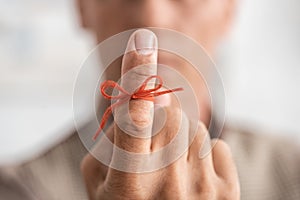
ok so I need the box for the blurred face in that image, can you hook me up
[78,0,235,53]
[77,0,235,124]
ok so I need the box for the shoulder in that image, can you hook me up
[0,131,88,200]
[223,123,300,162]
[223,122,300,200]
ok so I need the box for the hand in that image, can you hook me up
[80,29,240,200]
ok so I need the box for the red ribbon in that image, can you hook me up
[93,75,183,140]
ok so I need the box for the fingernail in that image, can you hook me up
[134,29,156,55]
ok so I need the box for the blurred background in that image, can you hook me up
[0,0,299,164]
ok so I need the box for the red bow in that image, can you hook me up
[93,75,183,140]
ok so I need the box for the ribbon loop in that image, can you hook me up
[100,80,130,100]
[93,75,183,140]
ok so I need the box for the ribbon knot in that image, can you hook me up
[93,75,183,140]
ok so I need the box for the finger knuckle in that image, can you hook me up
[130,110,152,127]
[80,155,90,174]
[198,182,217,199]
[217,139,229,148]
[198,121,209,133]
[218,181,240,200]
[213,139,231,152]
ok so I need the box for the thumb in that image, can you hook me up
[114,29,158,153]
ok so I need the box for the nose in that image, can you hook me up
[125,0,176,29]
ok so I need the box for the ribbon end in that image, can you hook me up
[93,125,104,141]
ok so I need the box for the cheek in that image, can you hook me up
[90,1,223,47]
[181,4,224,48]
[92,3,185,41]
[88,4,127,41]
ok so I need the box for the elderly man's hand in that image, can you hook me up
[80,29,240,200]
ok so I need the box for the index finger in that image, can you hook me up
[114,29,158,153]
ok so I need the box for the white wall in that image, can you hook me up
[0,0,94,164]
[220,0,300,137]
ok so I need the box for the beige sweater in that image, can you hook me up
[1,125,300,200]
